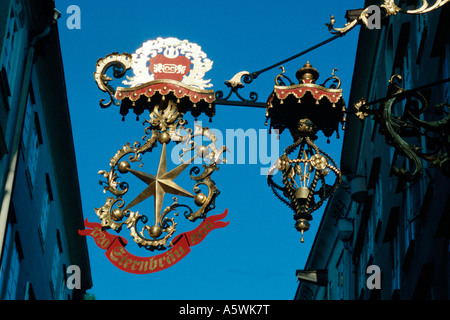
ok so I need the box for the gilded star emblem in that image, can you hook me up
[123,143,194,219]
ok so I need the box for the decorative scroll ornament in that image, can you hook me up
[215,71,261,107]
[85,38,229,272]
[265,63,344,242]
[94,52,133,108]
[327,0,450,34]
[354,75,450,182]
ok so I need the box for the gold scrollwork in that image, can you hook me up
[96,99,227,251]
[267,131,342,242]
[353,75,450,181]
[94,52,133,108]
[328,0,450,34]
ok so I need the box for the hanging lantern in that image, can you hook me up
[266,62,345,242]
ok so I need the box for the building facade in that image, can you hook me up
[295,1,450,300]
[0,0,92,299]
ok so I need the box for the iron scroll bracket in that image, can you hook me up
[214,33,346,108]
[351,76,450,182]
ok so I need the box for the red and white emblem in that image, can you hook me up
[149,54,191,81]
[123,37,213,89]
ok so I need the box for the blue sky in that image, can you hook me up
[55,0,362,300]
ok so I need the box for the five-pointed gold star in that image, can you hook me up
[123,143,194,221]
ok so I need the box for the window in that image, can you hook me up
[51,244,61,297]
[21,88,35,149]
[402,47,412,91]
[416,14,428,66]
[0,4,22,108]
[26,127,39,186]
[26,114,42,189]
[375,180,383,220]
[4,240,20,300]
[39,182,51,243]
[0,1,23,110]
[59,265,67,300]
[0,224,21,300]
[391,232,401,292]
[393,22,410,77]
[403,168,424,250]
[442,43,449,103]
[416,11,428,37]
[2,8,18,82]
[336,255,344,300]
[51,231,64,299]
[374,180,383,242]
[385,25,394,78]
[0,66,11,109]
[403,184,414,247]
[358,257,366,297]
[366,215,374,262]
[0,224,12,298]
[21,97,32,147]
[24,281,35,300]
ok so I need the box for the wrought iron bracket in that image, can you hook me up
[214,34,346,109]
[352,75,450,182]
[214,71,265,108]
[217,0,450,108]
[327,0,450,34]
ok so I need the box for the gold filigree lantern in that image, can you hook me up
[266,62,345,242]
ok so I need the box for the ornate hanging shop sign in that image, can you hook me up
[79,37,229,274]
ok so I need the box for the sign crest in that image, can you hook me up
[123,37,213,89]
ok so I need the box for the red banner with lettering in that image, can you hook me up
[78,209,229,274]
